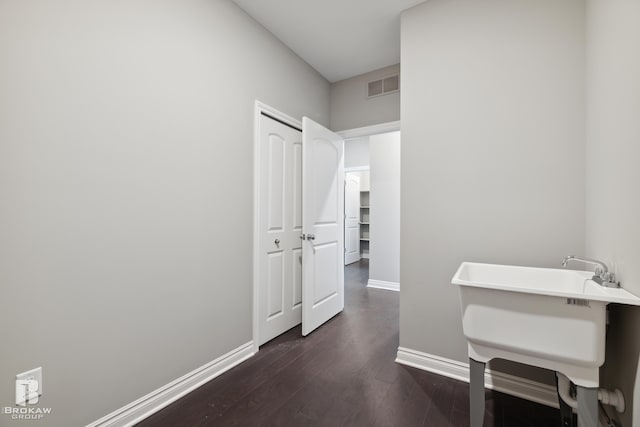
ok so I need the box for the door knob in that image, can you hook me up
[307,234,315,241]
[274,238,280,247]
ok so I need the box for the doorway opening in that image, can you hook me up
[339,123,400,293]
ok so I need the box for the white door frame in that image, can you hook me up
[345,166,370,172]
[253,114,401,353]
[336,120,401,139]
[252,101,302,354]
[340,120,401,278]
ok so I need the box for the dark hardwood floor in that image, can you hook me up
[138,260,562,427]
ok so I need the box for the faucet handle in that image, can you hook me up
[602,271,620,288]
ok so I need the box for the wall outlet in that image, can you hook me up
[16,367,43,400]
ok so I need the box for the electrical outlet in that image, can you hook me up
[16,367,43,401]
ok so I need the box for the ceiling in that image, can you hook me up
[231,0,425,83]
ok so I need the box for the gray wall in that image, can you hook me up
[400,0,585,383]
[0,1,329,425]
[369,132,401,285]
[344,137,370,169]
[585,1,640,425]
[330,64,400,131]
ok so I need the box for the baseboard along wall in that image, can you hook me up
[367,279,400,291]
[395,347,559,409]
[88,341,255,427]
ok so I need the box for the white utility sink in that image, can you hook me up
[452,262,640,388]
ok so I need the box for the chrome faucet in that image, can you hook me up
[561,255,620,287]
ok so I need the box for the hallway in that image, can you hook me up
[139,260,560,426]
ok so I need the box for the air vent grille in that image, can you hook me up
[367,74,399,98]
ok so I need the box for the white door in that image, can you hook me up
[258,114,303,345]
[301,117,345,336]
[344,173,360,265]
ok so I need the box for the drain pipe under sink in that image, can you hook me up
[557,373,626,413]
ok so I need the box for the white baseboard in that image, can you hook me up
[88,341,255,427]
[367,279,400,292]
[395,347,558,409]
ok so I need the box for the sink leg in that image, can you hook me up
[577,386,598,427]
[469,358,486,427]
[556,373,574,427]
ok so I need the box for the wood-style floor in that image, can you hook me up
[138,260,562,427]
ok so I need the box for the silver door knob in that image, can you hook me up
[307,234,315,241]
[274,239,280,247]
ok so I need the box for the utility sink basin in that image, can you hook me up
[452,262,640,388]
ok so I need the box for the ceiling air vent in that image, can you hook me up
[367,74,399,98]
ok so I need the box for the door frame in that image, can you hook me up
[336,120,400,139]
[339,120,401,279]
[345,166,370,172]
[253,113,401,353]
[252,101,302,354]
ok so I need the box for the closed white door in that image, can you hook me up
[344,173,360,265]
[301,117,344,336]
[258,114,303,345]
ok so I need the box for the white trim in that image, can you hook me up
[88,341,255,427]
[336,120,400,139]
[395,347,559,409]
[367,279,400,292]
[344,166,370,172]
[253,101,302,353]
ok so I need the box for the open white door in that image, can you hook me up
[301,117,344,336]
[344,173,361,265]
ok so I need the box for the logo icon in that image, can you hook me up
[3,369,51,420]
[15,378,39,406]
